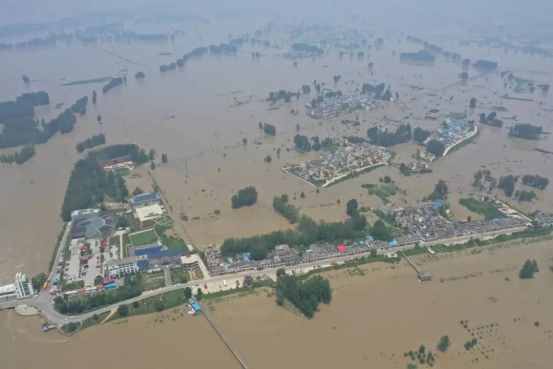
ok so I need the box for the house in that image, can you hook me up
[104,256,145,278]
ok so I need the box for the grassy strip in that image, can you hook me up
[108,289,187,322]
[62,77,112,86]
[129,228,158,246]
[49,223,67,271]
[430,226,553,254]
[459,198,504,220]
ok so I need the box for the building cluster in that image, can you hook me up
[390,201,530,247]
[130,192,165,228]
[206,201,534,277]
[205,240,381,277]
[55,191,182,297]
[426,118,478,158]
[305,92,376,120]
[534,212,553,228]
[283,141,391,188]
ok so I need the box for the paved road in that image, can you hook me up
[30,250,379,326]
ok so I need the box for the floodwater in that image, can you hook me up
[1,26,553,367]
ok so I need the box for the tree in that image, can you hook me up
[371,220,393,241]
[94,275,104,286]
[148,149,156,161]
[519,259,539,279]
[346,199,359,217]
[117,304,129,317]
[498,175,516,197]
[161,153,168,164]
[469,97,477,109]
[196,289,203,301]
[437,335,450,352]
[413,127,431,144]
[264,155,272,163]
[31,273,47,291]
[426,139,445,157]
[428,180,448,201]
[294,134,311,152]
[231,186,258,209]
[184,287,192,300]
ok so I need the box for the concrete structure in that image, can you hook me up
[1,273,35,303]
[134,203,165,228]
[15,273,34,298]
[0,283,17,302]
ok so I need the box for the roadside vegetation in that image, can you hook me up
[54,274,144,315]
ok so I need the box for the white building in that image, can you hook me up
[0,283,17,302]
[134,203,165,227]
[15,272,34,298]
[104,256,142,278]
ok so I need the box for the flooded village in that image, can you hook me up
[1,5,553,369]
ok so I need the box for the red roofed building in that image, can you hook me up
[337,244,347,253]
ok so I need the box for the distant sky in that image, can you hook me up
[2,0,552,31]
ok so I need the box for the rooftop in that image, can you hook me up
[134,203,165,223]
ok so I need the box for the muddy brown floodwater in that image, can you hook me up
[0,29,552,368]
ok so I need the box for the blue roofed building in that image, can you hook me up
[129,192,161,208]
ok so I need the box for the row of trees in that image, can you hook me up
[367,124,412,147]
[276,271,331,318]
[521,175,549,190]
[0,91,49,121]
[509,123,543,140]
[54,275,143,314]
[366,124,433,148]
[102,77,124,94]
[294,134,333,152]
[0,145,35,165]
[267,90,300,104]
[61,145,149,220]
[221,211,369,260]
[76,134,106,153]
[273,194,300,224]
[0,95,87,149]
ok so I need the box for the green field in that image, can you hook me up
[459,198,504,220]
[110,289,187,321]
[129,229,158,246]
[142,271,166,290]
[363,183,398,204]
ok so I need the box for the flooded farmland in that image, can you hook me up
[1,15,553,369]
